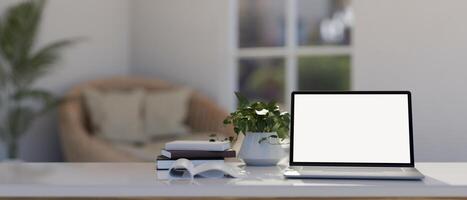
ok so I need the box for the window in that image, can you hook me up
[233,0,353,108]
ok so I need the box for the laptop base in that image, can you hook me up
[284,166,424,180]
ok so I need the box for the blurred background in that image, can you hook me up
[0,0,466,162]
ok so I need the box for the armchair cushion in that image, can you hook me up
[143,88,191,138]
[83,88,146,143]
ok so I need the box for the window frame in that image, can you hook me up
[228,0,352,110]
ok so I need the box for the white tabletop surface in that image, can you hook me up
[0,162,467,197]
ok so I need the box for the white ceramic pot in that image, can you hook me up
[238,132,285,166]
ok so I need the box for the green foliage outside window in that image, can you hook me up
[298,56,351,90]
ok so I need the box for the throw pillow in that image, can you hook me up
[143,88,191,138]
[83,89,146,143]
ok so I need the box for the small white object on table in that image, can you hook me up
[0,162,467,198]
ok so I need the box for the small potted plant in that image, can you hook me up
[224,92,290,166]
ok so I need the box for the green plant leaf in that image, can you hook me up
[11,89,60,114]
[267,100,278,110]
[0,0,45,66]
[0,63,6,88]
[7,106,36,138]
[0,0,79,87]
[0,126,5,140]
[0,65,4,107]
[12,88,53,102]
[223,116,232,125]
[40,98,63,114]
[235,92,249,108]
[13,39,76,86]
[29,39,76,66]
[224,93,290,140]
[12,89,54,107]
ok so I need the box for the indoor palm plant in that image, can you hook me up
[0,0,76,159]
[224,92,290,166]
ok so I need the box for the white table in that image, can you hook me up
[0,162,467,198]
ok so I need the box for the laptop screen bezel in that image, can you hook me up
[289,91,415,167]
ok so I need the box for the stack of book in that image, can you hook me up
[156,140,236,170]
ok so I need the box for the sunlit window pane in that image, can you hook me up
[297,0,353,46]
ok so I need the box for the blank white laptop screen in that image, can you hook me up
[292,94,411,164]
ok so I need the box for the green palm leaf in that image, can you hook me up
[12,89,62,114]
[12,88,53,102]
[0,63,5,93]
[0,0,44,67]
[13,39,76,86]
[235,92,250,108]
[7,106,36,139]
[0,126,5,141]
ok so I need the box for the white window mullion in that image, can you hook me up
[297,46,352,56]
[238,47,286,58]
[237,46,351,58]
[228,0,238,111]
[285,0,297,110]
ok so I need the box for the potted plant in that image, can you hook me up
[224,92,290,166]
[0,0,77,160]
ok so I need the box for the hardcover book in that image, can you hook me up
[161,149,236,159]
[165,140,231,151]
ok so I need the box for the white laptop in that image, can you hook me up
[284,91,424,180]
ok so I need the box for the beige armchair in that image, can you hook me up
[58,76,237,162]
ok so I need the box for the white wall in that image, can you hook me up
[130,0,232,109]
[353,0,467,161]
[0,0,130,161]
